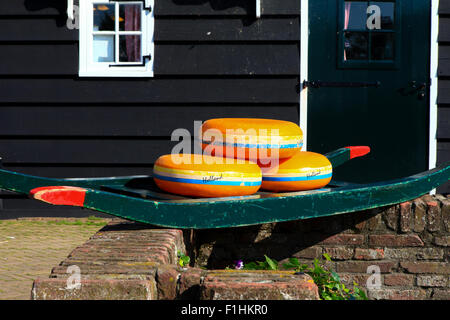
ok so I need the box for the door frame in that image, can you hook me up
[300,0,439,172]
[299,0,309,149]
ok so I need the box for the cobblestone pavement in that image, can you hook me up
[0,218,109,300]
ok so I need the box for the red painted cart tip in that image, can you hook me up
[30,186,87,207]
[345,146,371,159]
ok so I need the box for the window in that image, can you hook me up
[79,0,154,77]
[338,0,399,69]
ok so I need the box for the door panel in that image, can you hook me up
[308,0,430,183]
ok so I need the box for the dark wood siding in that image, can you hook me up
[438,0,450,194]
[0,0,300,216]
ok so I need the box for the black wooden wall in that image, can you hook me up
[438,0,450,194]
[0,0,300,217]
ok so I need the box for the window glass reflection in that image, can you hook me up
[371,2,395,30]
[371,33,395,60]
[344,31,369,60]
[119,35,142,62]
[119,4,142,31]
[93,35,115,62]
[93,4,115,31]
[344,1,368,30]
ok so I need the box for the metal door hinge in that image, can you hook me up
[303,80,381,89]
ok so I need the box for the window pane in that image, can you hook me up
[371,2,395,30]
[119,4,142,31]
[119,35,142,62]
[93,4,115,31]
[344,1,368,30]
[93,35,115,62]
[344,31,369,60]
[371,33,395,60]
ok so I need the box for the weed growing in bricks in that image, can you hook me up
[233,254,368,300]
[177,251,190,267]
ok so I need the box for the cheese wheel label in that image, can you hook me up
[153,154,262,197]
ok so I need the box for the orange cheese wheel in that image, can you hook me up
[153,154,262,198]
[260,151,332,192]
[200,118,303,161]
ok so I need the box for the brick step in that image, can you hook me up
[199,270,319,300]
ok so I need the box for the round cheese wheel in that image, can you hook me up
[200,118,303,161]
[153,154,262,198]
[260,151,332,192]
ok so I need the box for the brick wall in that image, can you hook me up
[32,220,319,300]
[192,195,450,300]
[32,194,449,300]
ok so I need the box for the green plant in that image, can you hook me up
[177,251,190,267]
[241,255,278,271]
[235,253,368,300]
[283,253,368,300]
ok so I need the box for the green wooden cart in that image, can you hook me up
[0,146,448,229]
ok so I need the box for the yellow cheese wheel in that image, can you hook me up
[153,154,262,198]
[260,151,332,192]
[200,118,303,161]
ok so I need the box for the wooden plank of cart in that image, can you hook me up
[0,146,448,229]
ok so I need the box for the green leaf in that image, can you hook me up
[323,253,332,261]
[282,263,296,270]
[300,264,309,271]
[243,262,259,270]
[288,257,300,266]
[264,255,278,270]
[179,255,190,267]
[331,271,341,282]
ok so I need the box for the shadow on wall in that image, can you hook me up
[193,208,382,269]
[23,0,260,27]
[173,0,254,13]
[24,0,68,26]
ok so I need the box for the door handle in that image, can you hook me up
[409,81,426,90]
[409,81,428,100]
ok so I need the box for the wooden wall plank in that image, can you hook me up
[438,17,450,42]
[439,0,450,15]
[0,18,77,41]
[437,108,450,139]
[0,17,298,42]
[438,58,450,76]
[0,1,64,16]
[0,44,299,75]
[0,78,299,103]
[437,142,450,194]
[440,45,450,59]
[0,139,177,164]
[0,166,154,179]
[438,80,450,104]
[0,44,77,75]
[155,44,299,75]
[155,18,299,41]
[437,143,450,165]
[155,0,300,16]
[0,105,299,137]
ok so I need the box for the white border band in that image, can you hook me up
[430,0,439,193]
[300,0,309,150]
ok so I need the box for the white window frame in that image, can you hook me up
[79,0,154,77]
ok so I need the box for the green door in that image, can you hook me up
[308,0,430,183]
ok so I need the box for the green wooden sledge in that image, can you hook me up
[0,146,448,229]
